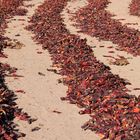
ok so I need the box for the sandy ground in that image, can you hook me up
[62,0,140,97]
[1,0,140,140]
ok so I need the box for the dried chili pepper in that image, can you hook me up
[15,90,25,94]
[129,0,140,17]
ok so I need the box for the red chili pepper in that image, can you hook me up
[15,90,25,94]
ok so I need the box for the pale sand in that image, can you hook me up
[1,0,140,140]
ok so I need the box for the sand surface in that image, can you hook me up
[1,0,140,139]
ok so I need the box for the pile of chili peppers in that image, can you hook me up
[0,0,30,139]
[27,0,140,139]
[0,0,27,33]
[129,0,140,17]
[73,0,140,56]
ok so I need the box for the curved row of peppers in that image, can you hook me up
[74,0,140,56]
